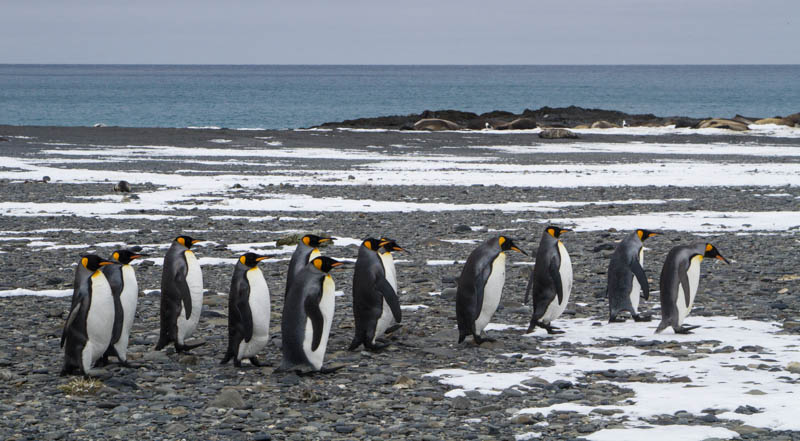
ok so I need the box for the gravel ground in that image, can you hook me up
[0,126,799,440]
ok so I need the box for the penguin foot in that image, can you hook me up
[365,341,390,352]
[545,325,564,335]
[233,359,242,368]
[473,335,496,345]
[608,316,627,323]
[675,325,700,334]
[248,357,263,367]
[633,314,652,322]
[175,341,205,353]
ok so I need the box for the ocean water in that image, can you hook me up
[1,64,798,129]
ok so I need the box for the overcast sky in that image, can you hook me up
[1,0,797,64]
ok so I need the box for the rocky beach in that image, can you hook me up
[1,123,799,440]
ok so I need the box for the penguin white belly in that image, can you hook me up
[237,268,271,359]
[677,256,702,326]
[541,243,572,324]
[82,273,114,371]
[177,250,203,345]
[475,252,506,334]
[629,249,644,313]
[303,275,335,370]
[114,265,138,360]
[373,253,398,342]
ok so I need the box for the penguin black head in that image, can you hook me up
[361,238,388,252]
[636,229,660,241]
[302,234,333,248]
[238,252,269,268]
[111,249,146,265]
[311,256,344,273]
[380,238,407,254]
[498,236,528,255]
[703,243,729,264]
[545,226,572,238]
[175,235,202,249]
[80,254,114,271]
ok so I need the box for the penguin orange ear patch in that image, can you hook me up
[302,236,311,246]
[498,236,506,247]
[637,230,644,240]
[239,255,246,265]
[113,252,119,261]
[177,237,185,246]
[547,228,555,237]
[81,257,89,268]
[313,258,323,271]
[706,244,713,252]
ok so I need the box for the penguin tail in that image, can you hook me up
[654,321,669,334]
[457,329,468,344]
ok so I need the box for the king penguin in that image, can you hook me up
[61,254,115,376]
[286,234,333,298]
[378,238,407,336]
[349,238,402,351]
[100,249,145,366]
[222,252,271,367]
[156,235,205,352]
[456,236,527,344]
[655,243,729,334]
[607,229,659,323]
[279,256,343,373]
[525,226,573,334]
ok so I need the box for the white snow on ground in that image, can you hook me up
[0,289,72,298]
[426,316,800,432]
[543,211,800,232]
[584,425,739,441]
[488,141,800,156]
[400,304,429,311]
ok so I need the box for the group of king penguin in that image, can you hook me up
[61,226,728,377]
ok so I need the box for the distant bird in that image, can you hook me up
[114,180,131,193]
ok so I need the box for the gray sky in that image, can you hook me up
[1,0,797,64]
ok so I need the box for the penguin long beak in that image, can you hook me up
[191,239,202,244]
[131,254,145,260]
[99,260,114,266]
[320,237,335,243]
[331,262,345,268]
[511,246,528,256]
[255,256,269,262]
[559,228,573,234]
[716,254,730,264]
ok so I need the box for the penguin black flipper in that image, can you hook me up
[61,301,83,348]
[678,263,692,308]
[305,294,324,352]
[629,256,650,300]
[376,278,402,323]
[235,277,254,342]
[549,258,564,304]
[523,268,534,304]
[472,262,492,322]
[174,270,193,319]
